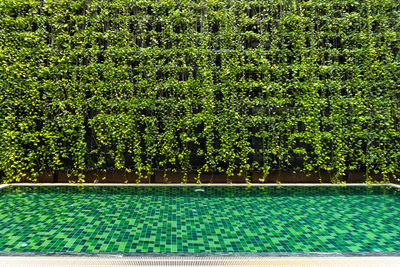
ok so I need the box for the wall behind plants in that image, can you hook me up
[0,0,399,183]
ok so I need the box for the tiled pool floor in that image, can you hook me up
[0,186,399,254]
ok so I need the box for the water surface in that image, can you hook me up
[0,186,399,253]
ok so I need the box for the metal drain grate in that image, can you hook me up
[1,257,400,267]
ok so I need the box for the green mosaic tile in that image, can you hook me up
[0,186,399,253]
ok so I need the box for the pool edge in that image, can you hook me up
[1,256,400,267]
[4,183,397,187]
[0,184,9,190]
[1,251,400,257]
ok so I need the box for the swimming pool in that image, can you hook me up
[0,185,399,256]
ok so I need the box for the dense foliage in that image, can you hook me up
[0,0,399,183]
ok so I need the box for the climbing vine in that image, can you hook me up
[0,0,399,182]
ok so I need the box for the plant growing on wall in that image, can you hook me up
[0,0,399,183]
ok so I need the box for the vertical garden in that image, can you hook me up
[0,0,399,183]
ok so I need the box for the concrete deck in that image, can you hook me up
[1,256,400,267]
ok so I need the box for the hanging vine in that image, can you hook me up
[0,0,399,183]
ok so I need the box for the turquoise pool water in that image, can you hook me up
[0,186,399,254]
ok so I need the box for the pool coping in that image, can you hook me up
[1,256,400,267]
[0,184,9,189]
[1,182,398,187]
[1,183,399,258]
[1,251,400,257]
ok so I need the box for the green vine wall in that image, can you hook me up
[0,0,399,182]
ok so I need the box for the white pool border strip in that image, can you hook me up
[1,182,398,187]
[1,256,400,266]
